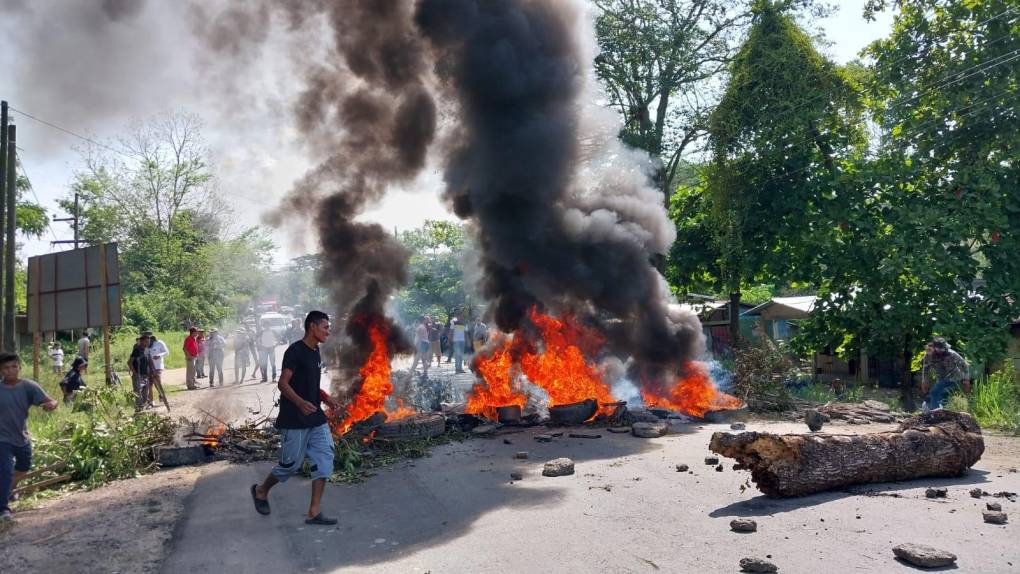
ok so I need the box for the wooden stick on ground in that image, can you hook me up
[709,410,984,497]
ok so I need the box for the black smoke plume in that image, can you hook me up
[415,0,703,388]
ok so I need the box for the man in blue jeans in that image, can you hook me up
[251,311,341,525]
[921,337,971,409]
[0,352,58,521]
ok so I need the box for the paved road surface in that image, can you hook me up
[160,411,1020,573]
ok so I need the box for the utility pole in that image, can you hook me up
[52,192,82,249]
[4,124,15,351]
[0,101,8,348]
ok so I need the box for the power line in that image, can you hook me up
[12,150,60,242]
[7,106,127,158]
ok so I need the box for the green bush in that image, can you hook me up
[945,368,1020,434]
[26,375,177,491]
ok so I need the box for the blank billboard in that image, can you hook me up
[27,243,122,332]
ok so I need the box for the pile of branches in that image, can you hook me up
[184,412,280,463]
[731,338,804,411]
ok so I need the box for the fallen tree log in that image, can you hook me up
[709,410,984,497]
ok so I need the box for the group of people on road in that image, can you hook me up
[183,327,227,389]
[409,315,488,376]
[229,321,289,385]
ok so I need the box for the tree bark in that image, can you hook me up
[901,339,916,412]
[709,410,984,497]
[728,290,742,348]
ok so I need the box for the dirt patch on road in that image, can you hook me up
[0,465,206,574]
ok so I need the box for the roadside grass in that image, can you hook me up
[19,371,177,509]
[32,330,189,377]
[791,382,864,404]
[948,368,1020,434]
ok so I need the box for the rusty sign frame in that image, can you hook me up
[27,243,123,332]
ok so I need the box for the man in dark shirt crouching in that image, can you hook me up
[251,311,341,525]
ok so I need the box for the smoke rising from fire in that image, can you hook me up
[415,0,704,387]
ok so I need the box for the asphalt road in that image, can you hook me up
[160,418,1020,574]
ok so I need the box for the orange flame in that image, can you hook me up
[519,309,616,413]
[335,320,414,435]
[641,362,743,418]
[200,424,226,447]
[465,308,616,418]
[466,336,526,420]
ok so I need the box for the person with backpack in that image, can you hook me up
[59,357,88,405]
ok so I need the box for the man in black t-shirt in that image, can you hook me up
[250,311,341,525]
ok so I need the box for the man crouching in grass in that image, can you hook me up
[0,352,58,521]
[251,311,341,525]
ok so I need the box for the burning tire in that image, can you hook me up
[548,399,598,425]
[376,413,446,440]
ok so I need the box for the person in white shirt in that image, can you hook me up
[47,342,64,374]
[77,333,90,361]
[258,324,278,383]
[451,318,466,374]
[409,316,430,376]
[145,333,170,392]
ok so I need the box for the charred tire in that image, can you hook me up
[548,399,598,425]
[376,413,446,440]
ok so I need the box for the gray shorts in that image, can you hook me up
[271,423,334,482]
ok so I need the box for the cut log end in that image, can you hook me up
[710,410,984,497]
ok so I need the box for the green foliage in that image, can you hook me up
[707,1,866,297]
[26,372,177,491]
[62,111,275,329]
[394,220,472,322]
[953,368,1020,434]
[801,0,1020,379]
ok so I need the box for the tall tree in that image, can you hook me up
[803,0,1020,409]
[395,220,472,322]
[705,0,865,343]
[593,0,753,197]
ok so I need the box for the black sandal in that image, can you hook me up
[304,513,337,525]
[251,484,270,515]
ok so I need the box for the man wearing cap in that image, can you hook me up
[921,337,971,409]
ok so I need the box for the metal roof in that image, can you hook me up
[742,296,818,316]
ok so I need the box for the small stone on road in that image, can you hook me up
[983,510,1008,525]
[514,451,529,460]
[730,518,757,532]
[542,458,575,477]
[925,487,947,498]
[675,464,689,472]
[986,502,1002,511]
[704,456,719,465]
[739,557,778,573]
[631,422,667,438]
[892,543,957,568]
[730,423,746,431]
[510,471,523,481]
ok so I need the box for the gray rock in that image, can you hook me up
[715,464,724,472]
[805,409,825,432]
[730,422,746,431]
[970,487,986,499]
[739,557,778,573]
[606,426,631,434]
[892,543,957,568]
[986,502,1002,511]
[627,409,663,424]
[631,422,668,438]
[730,518,757,532]
[704,456,720,465]
[925,487,948,498]
[510,471,524,481]
[542,458,575,477]
[534,434,553,443]
[983,510,1008,524]
[675,464,689,473]
[514,451,529,460]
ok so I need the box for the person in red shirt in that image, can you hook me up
[183,327,200,390]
